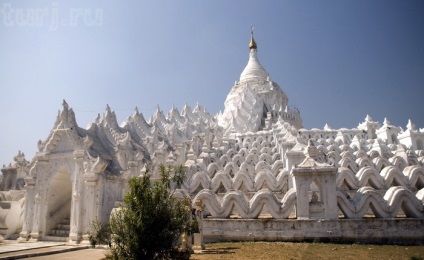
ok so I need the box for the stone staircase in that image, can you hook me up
[44,218,70,242]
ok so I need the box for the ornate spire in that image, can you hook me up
[249,25,257,49]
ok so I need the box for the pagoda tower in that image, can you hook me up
[218,29,302,135]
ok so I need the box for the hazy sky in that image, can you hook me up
[1,0,423,165]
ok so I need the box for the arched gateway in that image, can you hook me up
[18,102,122,244]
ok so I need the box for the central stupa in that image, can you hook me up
[218,29,302,135]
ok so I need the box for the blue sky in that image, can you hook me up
[1,0,423,165]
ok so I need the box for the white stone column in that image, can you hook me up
[69,151,84,244]
[69,192,81,243]
[193,199,205,251]
[81,179,97,245]
[18,177,36,242]
[29,193,42,242]
[29,158,49,242]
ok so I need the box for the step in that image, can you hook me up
[49,229,70,236]
[43,235,69,242]
[61,219,70,225]
[56,224,70,230]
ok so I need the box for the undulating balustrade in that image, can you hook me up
[186,131,424,220]
[311,136,424,219]
[184,134,297,218]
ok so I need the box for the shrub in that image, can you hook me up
[88,219,111,248]
[107,164,192,259]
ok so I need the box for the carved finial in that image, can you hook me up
[95,113,101,124]
[249,24,257,49]
[407,119,416,131]
[324,123,332,131]
[62,100,68,110]
[365,114,373,122]
[383,117,390,126]
[304,139,319,158]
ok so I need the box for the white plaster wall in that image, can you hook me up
[202,218,424,245]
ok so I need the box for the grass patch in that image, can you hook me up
[191,242,424,260]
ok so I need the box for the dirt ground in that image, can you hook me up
[191,242,424,260]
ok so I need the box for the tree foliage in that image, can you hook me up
[108,164,192,259]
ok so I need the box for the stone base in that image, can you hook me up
[28,232,41,243]
[193,233,204,250]
[203,218,424,245]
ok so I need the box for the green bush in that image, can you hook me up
[107,164,192,259]
[88,219,111,248]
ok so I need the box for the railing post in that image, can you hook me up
[193,199,205,251]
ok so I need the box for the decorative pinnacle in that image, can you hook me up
[249,25,257,49]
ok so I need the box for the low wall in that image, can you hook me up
[203,218,424,245]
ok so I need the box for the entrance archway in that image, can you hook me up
[45,170,72,238]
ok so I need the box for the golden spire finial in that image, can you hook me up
[249,24,257,49]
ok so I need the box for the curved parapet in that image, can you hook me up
[233,171,255,191]
[339,157,359,173]
[356,167,385,189]
[248,189,296,219]
[259,153,272,165]
[193,190,249,218]
[232,154,245,166]
[224,162,239,177]
[189,166,289,194]
[219,154,231,167]
[337,187,391,218]
[260,147,272,155]
[190,171,211,193]
[327,144,341,154]
[383,186,424,218]
[238,147,248,157]
[255,161,271,173]
[336,167,359,190]
[193,188,296,219]
[245,153,258,165]
[226,148,237,158]
[356,157,373,169]
[270,160,284,176]
[389,156,408,171]
[271,153,281,163]
[380,166,408,188]
[327,151,340,167]
[207,162,223,177]
[373,156,392,172]
[239,161,255,178]
[336,164,423,191]
[251,140,260,149]
[403,165,424,190]
[354,149,368,160]
[173,189,190,199]
[210,171,233,192]
[255,169,289,191]
[416,188,424,203]
[337,186,424,219]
